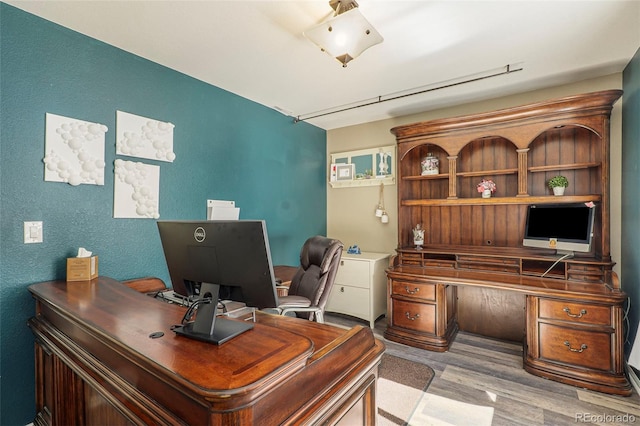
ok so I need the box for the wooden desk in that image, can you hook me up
[28,277,384,425]
[385,248,631,396]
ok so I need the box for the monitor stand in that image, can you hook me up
[172,282,254,345]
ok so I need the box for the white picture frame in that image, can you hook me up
[336,164,354,181]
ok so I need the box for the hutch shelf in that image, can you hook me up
[384,90,631,395]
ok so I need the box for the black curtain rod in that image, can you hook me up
[294,64,523,123]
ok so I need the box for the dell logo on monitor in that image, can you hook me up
[193,227,206,242]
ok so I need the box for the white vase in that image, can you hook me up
[553,186,565,196]
[482,189,491,198]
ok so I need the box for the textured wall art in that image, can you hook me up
[43,113,108,186]
[113,159,160,219]
[116,110,176,162]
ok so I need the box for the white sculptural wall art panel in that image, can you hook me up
[43,113,108,186]
[116,110,176,162]
[113,159,160,219]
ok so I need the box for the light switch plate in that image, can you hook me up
[24,221,43,244]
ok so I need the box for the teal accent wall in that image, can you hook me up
[0,4,326,424]
[622,46,640,356]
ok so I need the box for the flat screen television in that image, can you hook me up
[522,202,596,255]
[157,220,279,344]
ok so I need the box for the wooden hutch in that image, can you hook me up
[385,90,631,395]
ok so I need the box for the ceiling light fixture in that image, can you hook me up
[304,0,383,68]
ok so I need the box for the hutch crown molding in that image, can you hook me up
[385,90,631,395]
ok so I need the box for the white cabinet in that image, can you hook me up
[326,252,391,328]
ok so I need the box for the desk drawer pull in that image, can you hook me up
[405,312,420,321]
[563,307,587,318]
[564,341,588,353]
[404,286,420,295]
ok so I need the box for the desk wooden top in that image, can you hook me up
[29,277,385,424]
[388,265,626,303]
[29,276,380,397]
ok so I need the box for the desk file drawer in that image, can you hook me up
[538,299,611,326]
[538,323,612,371]
[335,259,369,289]
[391,299,436,333]
[327,285,369,319]
[391,281,436,301]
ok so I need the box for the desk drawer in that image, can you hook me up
[327,285,369,319]
[538,299,611,326]
[391,280,436,301]
[424,259,456,269]
[538,323,612,371]
[391,299,436,333]
[335,259,369,289]
[400,253,423,266]
[457,256,520,274]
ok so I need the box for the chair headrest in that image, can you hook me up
[300,236,342,274]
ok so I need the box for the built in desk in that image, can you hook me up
[28,276,384,425]
[385,246,632,396]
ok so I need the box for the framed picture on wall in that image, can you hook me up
[329,145,395,188]
[336,164,355,181]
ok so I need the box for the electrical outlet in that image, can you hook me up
[24,221,43,244]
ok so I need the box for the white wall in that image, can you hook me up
[327,74,623,277]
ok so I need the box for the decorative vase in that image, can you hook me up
[378,152,389,176]
[482,189,492,198]
[421,153,439,176]
[412,224,425,249]
[553,187,565,196]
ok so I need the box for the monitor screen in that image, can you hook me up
[522,203,596,254]
[157,220,279,344]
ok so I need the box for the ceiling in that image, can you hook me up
[6,1,640,130]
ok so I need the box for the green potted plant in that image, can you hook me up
[548,175,569,196]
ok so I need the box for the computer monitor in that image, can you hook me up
[522,202,596,255]
[157,220,279,344]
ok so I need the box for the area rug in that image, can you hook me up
[377,353,435,425]
[377,354,494,426]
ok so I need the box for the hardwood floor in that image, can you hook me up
[324,312,640,426]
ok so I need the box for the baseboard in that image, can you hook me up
[627,364,640,395]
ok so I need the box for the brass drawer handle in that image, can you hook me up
[404,286,420,295]
[340,287,345,293]
[405,312,420,321]
[563,307,587,318]
[564,341,588,353]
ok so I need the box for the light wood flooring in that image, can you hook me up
[324,312,640,426]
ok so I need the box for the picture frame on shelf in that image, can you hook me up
[329,145,396,188]
[336,164,354,181]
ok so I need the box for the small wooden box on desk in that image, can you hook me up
[326,251,391,328]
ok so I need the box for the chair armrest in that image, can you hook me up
[280,306,324,323]
[122,277,167,294]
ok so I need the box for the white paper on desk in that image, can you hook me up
[207,206,239,220]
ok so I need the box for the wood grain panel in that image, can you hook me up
[457,287,525,342]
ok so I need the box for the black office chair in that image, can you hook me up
[276,236,343,323]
